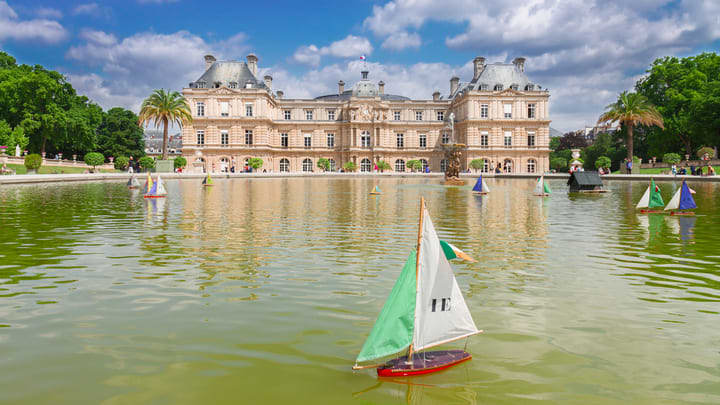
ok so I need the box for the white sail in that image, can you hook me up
[156,175,167,195]
[482,179,490,193]
[534,176,544,194]
[664,187,681,211]
[636,186,650,209]
[413,208,480,352]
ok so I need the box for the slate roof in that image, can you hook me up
[314,71,410,101]
[189,61,266,89]
[452,63,540,98]
[567,171,604,187]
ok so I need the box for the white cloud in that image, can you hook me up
[72,3,102,16]
[381,31,421,51]
[79,29,117,46]
[35,7,62,19]
[292,35,373,66]
[0,1,66,44]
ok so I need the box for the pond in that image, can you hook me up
[1,178,719,404]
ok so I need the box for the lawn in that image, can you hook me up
[4,163,119,174]
[611,166,720,174]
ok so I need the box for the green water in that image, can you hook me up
[1,178,719,404]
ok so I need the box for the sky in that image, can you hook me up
[1,0,719,132]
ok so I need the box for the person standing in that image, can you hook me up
[626,158,633,174]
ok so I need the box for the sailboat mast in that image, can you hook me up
[408,196,425,362]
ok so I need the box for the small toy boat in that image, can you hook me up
[664,180,696,215]
[369,185,381,195]
[143,173,167,199]
[127,175,140,189]
[471,175,489,195]
[636,178,664,213]
[202,172,213,187]
[534,176,551,196]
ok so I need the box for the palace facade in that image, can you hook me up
[181,54,550,173]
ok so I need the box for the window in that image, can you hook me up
[329,159,336,171]
[504,131,512,146]
[440,159,448,172]
[284,110,291,120]
[361,131,371,148]
[420,159,428,172]
[527,132,536,147]
[221,130,229,146]
[220,102,229,117]
[302,158,313,172]
[196,130,204,145]
[481,159,489,173]
[327,110,335,120]
[394,111,401,121]
[415,111,423,121]
[196,102,205,117]
[396,133,404,148]
[245,130,253,145]
[281,133,288,148]
[442,132,450,144]
[480,104,488,118]
[197,81,206,89]
[395,159,405,172]
[494,84,503,91]
[480,84,489,91]
[304,133,312,148]
[528,103,536,118]
[419,133,427,148]
[525,84,535,91]
[246,103,253,117]
[503,104,512,118]
[327,133,335,148]
[229,82,237,89]
[480,131,489,147]
[527,159,536,173]
[360,158,372,172]
[503,159,513,173]
[305,110,313,120]
[437,111,444,121]
[510,84,519,91]
[280,158,290,172]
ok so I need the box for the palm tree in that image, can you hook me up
[597,91,664,172]
[138,89,192,160]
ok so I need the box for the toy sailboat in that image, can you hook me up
[353,197,482,377]
[143,173,167,199]
[202,172,213,187]
[471,175,490,195]
[636,178,664,213]
[369,185,382,195]
[664,180,696,215]
[534,176,551,196]
[127,175,140,189]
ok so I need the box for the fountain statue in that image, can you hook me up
[443,112,466,186]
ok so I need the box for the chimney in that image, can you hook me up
[432,91,440,101]
[246,53,258,76]
[338,80,345,94]
[473,56,486,79]
[276,90,283,99]
[512,57,526,73]
[204,54,216,71]
[450,76,459,95]
[378,81,385,95]
[264,75,272,89]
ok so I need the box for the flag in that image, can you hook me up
[360,55,366,60]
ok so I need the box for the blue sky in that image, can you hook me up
[1,0,719,131]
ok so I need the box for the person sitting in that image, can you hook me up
[708,164,716,176]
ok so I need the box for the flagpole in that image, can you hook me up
[407,196,424,366]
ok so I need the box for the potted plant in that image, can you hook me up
[24,153,42,174]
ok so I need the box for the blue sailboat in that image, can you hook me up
[471,175,489,195]
[664,180,696,215]
[369,185,381,195]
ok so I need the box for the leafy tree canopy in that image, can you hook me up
[97,107,146,160]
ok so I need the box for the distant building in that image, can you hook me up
[144,129,183,157]
[181,53,551,173]
[581,123,619,143]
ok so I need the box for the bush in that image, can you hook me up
[114,156,129,170]
[696,146,714,159]
[407,159,422,172]
[377,160,390,172]
[173,156,187,170]
[550,157,567,170]
[84,152,104,171]
[248,157,263,170]
[138,156,155,171]
[595,156,611,169]
[663,153,681,165]
[469,159,484,172]
[24,153,42,171]
[317,158,330,172]
[633,156,641,164]
[343,161,357,172]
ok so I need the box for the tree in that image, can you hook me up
[549,137,561,151]
[343,161,357,172]
[317,157,330,171]
[114,156,129,170]
[84,152,104,172]
[550,157,567,171]
[663,153,681,164]
[597,91,664,172]
[557,131,588,150]
[696,146,714,159]
[469,158,484,172]
[97,108,146,160]
[595,156,611,170]
[376,160,390,172]
[407,159,422,172]
[138,156,155,171]
[174,156,187,170]
[24,153,42,172]
[248,157,263,171]
[138,89,192,161]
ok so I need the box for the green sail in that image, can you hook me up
[648,179,664,208]
[356,250,417,363]
[543,181,551,194]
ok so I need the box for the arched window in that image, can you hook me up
[481,159,489,173]
[219,157,229,172]
[440,159,448,172]
[302,158,313,172]
[328,159,336,171]
[503,159,513,173]
[420,159,429,172]
[360,158,372,172]
[527,159,536,173]
[395,159,405,172]
[361,131,371,148]
[279,158,290,172]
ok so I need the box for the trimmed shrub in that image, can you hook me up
[24,153,42,171]
[595,156,611,169]
[248,157,263,170]
[469,159,484,172]
[317,158,330,172]
[84,152,104,172]
[407,159,422,172]
[377,160,390,172]
[138,156,155,171]
[663,153,681,165]
[114,156,129,170]
[343,161,357,172]
[550,157,567,170]
[173,156,187,170]
[697,146,714,159]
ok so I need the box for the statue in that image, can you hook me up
[15,144,20,157]
[442,111,465,185]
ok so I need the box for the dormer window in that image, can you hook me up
[479,84,489,91]
[494,84,503,91]
[214,81,222,88]
[525,84,534,91]
[510,84,519,91]
[229,82,237,89]
[245,82,252,89]
[197,81,206,89]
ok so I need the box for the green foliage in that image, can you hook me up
[114,156,129,170]
[24,153,42,171]
[138,89,192,160]
[343,161,357,172]
[598,91,664,162]
[138,156,155,170]
[595,156,611,169]
[663,153,681,164]
[557,132,588,150]
[316,157,330,171]
[549,137,560,151]
[0,120,10,147]
[550,157,567,171]
[97,108,146,160]
[469,159,484,172]
[84,152,104,170]
[377,160,391,172]
[248,157,263,170]
[173,156,187,169]
[696,146,714,159]
[406,159,422,172]
[581,132,621,170]
[633,156,641,164]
